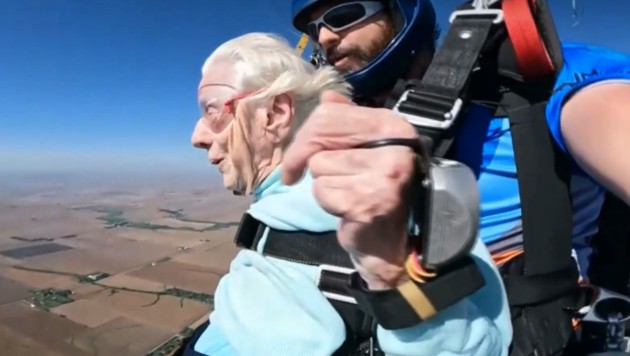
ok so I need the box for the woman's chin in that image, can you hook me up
[223,181,237,192]
[223,177,245,195]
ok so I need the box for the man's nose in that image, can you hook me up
[318,27,340,50]
[191,118,213,149]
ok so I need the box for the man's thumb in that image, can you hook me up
[320,90,356,105]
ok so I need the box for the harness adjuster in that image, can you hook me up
[317,264,357,304]
[449,8,504,24]
[449,0,504,24]
[392,89,464,131]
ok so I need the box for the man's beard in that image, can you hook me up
[324,26,395,75]
[325,46,371,74]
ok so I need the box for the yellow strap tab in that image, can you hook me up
[405,257,427,283]
[397,281,437,320]
[295,34,309,55]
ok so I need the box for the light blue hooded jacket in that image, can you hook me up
[193,166,511,356]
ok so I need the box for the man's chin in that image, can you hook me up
[334,62,365,76]
[334,63,355,74]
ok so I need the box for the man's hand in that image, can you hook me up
[282,90,420,290]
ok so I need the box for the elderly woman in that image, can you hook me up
[188,33,511,356]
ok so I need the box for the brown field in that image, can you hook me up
[0,171,251,355]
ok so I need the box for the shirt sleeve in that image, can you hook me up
[545,43,630,154]
[376,238,512,356]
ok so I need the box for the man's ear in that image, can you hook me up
[265,93,294,143]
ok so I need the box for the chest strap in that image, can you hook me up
[234,213,378,355]
[234,213,484,332]
[234,212,354,268]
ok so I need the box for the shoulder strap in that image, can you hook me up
[477,1,579,304]
[495,0,576,279]
[497,77,577,302]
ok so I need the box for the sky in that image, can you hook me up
[0,0,629,176]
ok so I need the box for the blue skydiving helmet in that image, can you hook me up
[291,0,437,98]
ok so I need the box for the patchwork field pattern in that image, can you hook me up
[0,171,250,355]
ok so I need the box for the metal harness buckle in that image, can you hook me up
[449,0,504,24]
[449,8,504,24]
[392,89,464,131]
[317,264,357,304]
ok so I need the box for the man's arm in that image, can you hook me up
[561,82,630,204]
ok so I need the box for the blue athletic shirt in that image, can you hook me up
[451,42,630,277]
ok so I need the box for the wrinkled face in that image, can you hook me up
[306,0,395,74]
[191,62,272,195]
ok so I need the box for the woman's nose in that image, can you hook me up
[191,118,214,149]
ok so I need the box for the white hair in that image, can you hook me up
[201,32,352,128]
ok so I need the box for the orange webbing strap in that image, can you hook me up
[405,249,436,283]
[502,0,555,80]
[492,249,524,267]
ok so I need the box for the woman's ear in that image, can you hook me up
[265,93,294,143]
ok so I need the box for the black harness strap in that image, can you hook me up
[234,213,352,267]
[500,90,574,277]
[233,213,380,355]
[233,212,484,350]
[495,0,575,282]
[348,256,484,330]
[264,229,354,268]
[491,37,578,304]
